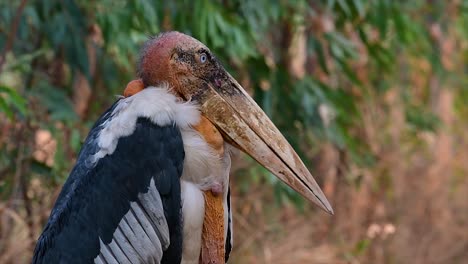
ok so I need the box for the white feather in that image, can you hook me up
[180,129,222,185]
[92,86,200,164]
[180,180,205,264]
[95,178,167,264]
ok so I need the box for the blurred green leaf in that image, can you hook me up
[406,105,440,132]
[32,83,78,122]
[353,238,371,256]
[70,129,81,152]
[0,97,13,120]
[308,36,329,74]
[0,86,27,119]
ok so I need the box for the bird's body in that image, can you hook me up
[33,87,232,263]
[33,31,332,264]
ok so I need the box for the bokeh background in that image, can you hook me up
[1,1,468,263]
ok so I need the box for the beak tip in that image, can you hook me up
[319,198,334,215]
[326,206,334,215]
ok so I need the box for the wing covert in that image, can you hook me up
[32,104,185,264]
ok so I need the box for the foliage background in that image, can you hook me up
[1,0,468,263]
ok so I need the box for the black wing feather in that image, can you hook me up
[32,103,185,264]
[225,187,232,263]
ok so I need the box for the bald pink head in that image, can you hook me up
[138,31,207,87]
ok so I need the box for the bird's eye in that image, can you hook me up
[200,53,207,63]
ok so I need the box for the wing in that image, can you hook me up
[32,101,185,264]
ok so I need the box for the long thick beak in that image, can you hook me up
[188,72,333,214]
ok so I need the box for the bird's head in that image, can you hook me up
[138,32,228,99]
[138,31,333,214]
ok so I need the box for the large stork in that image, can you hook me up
[32,32,333,264]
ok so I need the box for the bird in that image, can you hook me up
[32,31,333,264]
